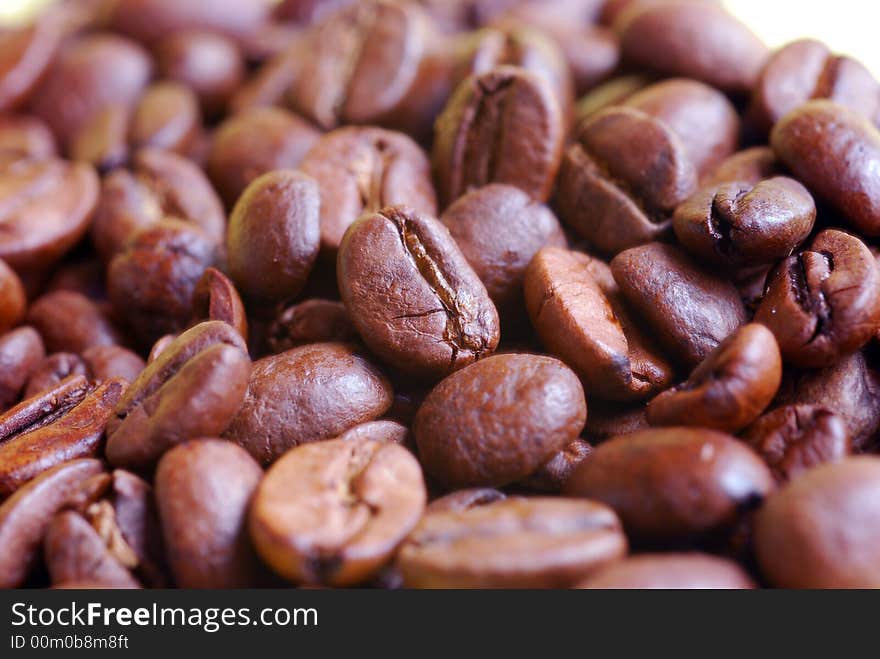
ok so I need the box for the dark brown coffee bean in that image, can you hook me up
[108,219,221,348]
[611,242,747,368]
[106,321,251,469]
[227,170,320,303]
[0,376,126,497]
[82,346,146,384]
[0,114,57,159]
[425,488,506,514]
[250,437,426,586]
[556,107,697,255]
[0,327,45,409]
[673,177,815,268]
[107,469,167,587]
[524,247,674,401]
[0,156,99,272]
[583,399,649,444]
[27,290,123,354]
[190,267,248,342]
[0,15,61,112]
[414,353,586,488]
[771,100,880,236]
[751,39,880,134]
[577,553,755,589]
[433,65,564,207]
[129,82,202,155]
[156,30,245,116]
[0,459,104,588]
[23,353,86,400]
[615,1,767,95]
[155,439,263,588]
[441,184,566,326]
[754,457,880,588]
[755,229,880,368]
[207,107,321,207]
[338,206,500,379]
[566,428,774,541]
[268,299,356,353]
[46,259,106,300]
[742,405,850,484]
[289,0,428,130]
[398,497,626,588]
[336,420,410,446]
[226,343,391,464]
[518,439,593,493]
[702,146,783,187]
[647,324,782,432]
[299,126,436,257]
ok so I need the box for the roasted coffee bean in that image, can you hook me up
[647,324,782,432]
[742,405,850,484]
[755,229,880,368]
[566,428,774,541]
[398,497,626,588]
[577,553,755,589]
[108,220,221,348]
[156,30,245,116]
[106,321,251,469]
[622,78,740,177]
[441,184,565,327]
[0,376,126,497]
[611,243,747,368]
[190,267,248,342]
[129,82,202,155]
[673,177,815,268]
[268,299,356,353]
[583,399,649,444]
[0,459,104,588]
[0,327,45,408]
[336,420,410,446]
[69,105,130,172]
[250,438,426,586]
[771,100,880,236]
[155,439,262,588]
[228,43,304,115]
[0,258,25,334]
[433,65,564,207]
[27,290,122,354]
[519,439,593,493]
[226,343,391,465]
[0,156,99,272]
[338,206,499,379]
[556,107,697,255]
[0,114,57,159]
[425,488,506,514]
[525,247,674,401]
[754,457,880,588]
[550,25,619,97]
[615,1,767,95]
[751,39,880,134]
[23,353,87,400]
[299,126,436,257]
[574,74,652,125]
[207,107,320,207]
[289,0,428,130]
[82,346,146,384]
[227,170,320,303]
[0,14,61,112]
[702,146,783,187]
[414,353,586,488]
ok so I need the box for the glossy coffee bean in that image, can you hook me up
[441,184,566,325]
[27,290,122,354]
[771,100,880,236]
[225,342,392,465]
[611,243,747,368]
[673,177,815,268]
[0,327,45,408]
[647,324,782,432]
[519,439,593,494]
[267,299,356,353]
[702,146,783,187]
[578,553,755,589]
[106,322,251,469]
[755,229,880,368]
[742,405,850,484]
[754,457,880,588]
[525,247,673,401]
[190,268,248,342]
[574,74,652,125]
[23,352,86,400]
[433,65,564,207]
[335,420,410,446]
[299,126,436,256]
[155,439,263,588]
[398,497,626,588]
[566,428,774,540]
[615,0,767,95]
[250,438,426,586]
[556,107,697,255]
[414,353,586,488]
[227,170,320,303]
[128,82,202,155]
[0,259,27,335]
[81,346,146,384]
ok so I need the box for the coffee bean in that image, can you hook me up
[27,290,122,354]
[267,299,356,353]
[577,553,756,589]
[0,14,61,112]
[228,43,303,115]
[519,439,593,494]
[552,25,619,97]
[69,105,130,172]
[0,327,45,408]
[335,420,410,446]
[190,267,248,342]
[414,353,586,488]
[574,74,652,125]
[566,428,774,541]
[583,399,649,443]
[338,206,499,379]
[702,146,783,187]
[250,438,426,586]
[754,457,880,588]
[0,114,57,159]
[398,497,626,588]
[129,82,202,155]
[425,488,506,514]
[23,352,86,400]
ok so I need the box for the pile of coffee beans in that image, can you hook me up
[1,0,879,590]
